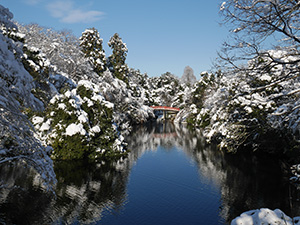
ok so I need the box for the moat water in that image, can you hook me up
[0,122,299,224]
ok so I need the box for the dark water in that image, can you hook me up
[0,122,300,224]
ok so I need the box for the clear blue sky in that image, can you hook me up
[2,0,229,78]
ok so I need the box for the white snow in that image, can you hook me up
[58,103,66,110]
[231,208,300,225]
[260,74,272,81]
[78,113,88,123]
[65,123,86,136]
[32,116,44,125]
[272,105,288,116]
[220,2,226,11]
[244,106,253,114]
[91,125,101,133]
[40,122,50,132]
[64,90,72,98]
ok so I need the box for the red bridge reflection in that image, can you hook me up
[152,132,178,138]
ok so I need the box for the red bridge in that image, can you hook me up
[150,106,180,112]
[150,106,180,120]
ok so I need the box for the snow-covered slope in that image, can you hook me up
[0,5,56,190]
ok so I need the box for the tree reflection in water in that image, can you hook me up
[0,162,53,225]
[52,159,131,224]
[0,122,300,224]
[0,154,132,224]
[128,122,300,223]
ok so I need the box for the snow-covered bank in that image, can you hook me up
[175,54,300,156]
[0,5,56,190]
[231,208,300,225]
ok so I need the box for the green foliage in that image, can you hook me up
[187,112,210,129]
[192,83,206,108]
[218,87,293,154]
[186,115,197,129]
[52,133,88,160]
[199,113,211,128]
[77,85,93,99]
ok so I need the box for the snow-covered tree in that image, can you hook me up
[178,0,300,155]
[108,33,128,82]
[219,0,300,71]
[98,70,154,132]
[17,22,155,155]
[181,66,197,86]
[0,4,16,31]
[80,28,106,75]
[18,24,94,83]
[149,72,186,107]
[33,80,126,160]
[178,52,300,154]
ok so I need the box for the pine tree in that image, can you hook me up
[79,28,106,75]
[108,33,128,82]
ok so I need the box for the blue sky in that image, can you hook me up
[2,0,229,78]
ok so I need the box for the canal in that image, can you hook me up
[0,122,299,224]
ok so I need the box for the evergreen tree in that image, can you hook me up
[80,28,106,75]
[108,33,128,82]
[181,66,197,86]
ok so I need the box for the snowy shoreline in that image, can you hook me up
[231,208,300,225]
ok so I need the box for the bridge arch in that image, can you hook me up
[150,106,180,120]
[150,106,180,112]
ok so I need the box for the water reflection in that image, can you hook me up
[127,122,300,222]
[0,122,299,224]
[126,122,199,156]
[0,157,132,224]
[191,142,293,222]
[51,160,130,224]
[0,162,53,225]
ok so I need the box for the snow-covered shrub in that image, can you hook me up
[19,23,154,132]
[33,80,126,160]
[209,73,285,153]
[211,0,300,155]
[183,72,217,128]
